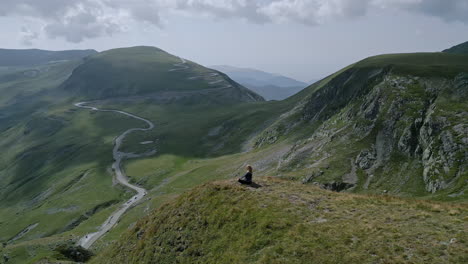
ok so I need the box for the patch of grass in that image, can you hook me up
[104,99,290,158]
[94,178,468,264]
[125,155,188,189]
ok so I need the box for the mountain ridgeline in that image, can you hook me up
[0,48,97,67]
[443,41,468,54]
[61,47,264,104]
[210,65,308,100]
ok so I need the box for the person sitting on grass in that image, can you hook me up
[238,165,253,184]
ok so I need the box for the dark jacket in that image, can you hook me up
[239,172,252,184]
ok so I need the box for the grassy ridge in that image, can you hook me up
[0,48,96,67]
[95,178,468,264]
[60,46,263,102]
[355,52,468,78]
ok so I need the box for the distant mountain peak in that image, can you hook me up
[210,65,309,100]
[210,65,306,86]
[61,46,264,103]
[442,41,468,54]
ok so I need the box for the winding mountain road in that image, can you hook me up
[73,57,233,248]
[74,102,155,249]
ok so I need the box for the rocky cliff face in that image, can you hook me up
[252,64,467,197]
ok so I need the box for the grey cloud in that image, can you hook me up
[257,0,373,25]
[173,0,270,24]
[258,0,468,25]
[0,0,123,43]
[130,4,162,26]
[20,26,39,46]
[407,0,468,23]
[1,0,467,44]
[44,11,121,43]
[0,0,90,19]
[102,0,162,26]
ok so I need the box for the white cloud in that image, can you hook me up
[43,4,123,43]
[1,0,467,44]
[20,26,39,46]
[0,0,125,43]
[258,0,372,25]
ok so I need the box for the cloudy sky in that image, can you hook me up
[1,0,467,82]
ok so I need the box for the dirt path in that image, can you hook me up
[74,102,155,249]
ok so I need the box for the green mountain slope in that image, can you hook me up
[61,46,264,103]
[443,41,468,54]
[1,44,468,263]
[0,60,145,252]
[250,52,468,198]
[0,46,269,263]
[88,50,467,263]
[0,48,97,67]
[95,178,467,264]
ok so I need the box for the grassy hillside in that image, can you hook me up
[0,59,153,263]
[0,47,269,263]
[61,46,264,103]
[0,48,97,67]
[1,47,467,263]
[85,50,468,262]
[355,52,468,77]
[0,102,143,241]
[250,52,468,198]
[443,41,468,54]
[94,178,467,264]
[98,99,290,158]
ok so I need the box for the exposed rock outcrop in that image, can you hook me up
[256,68,467,196]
